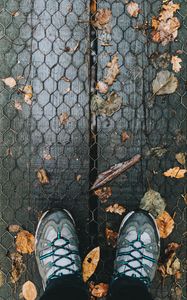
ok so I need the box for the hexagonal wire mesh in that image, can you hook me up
[0,0,186,299]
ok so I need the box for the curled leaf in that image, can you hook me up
[91,92,122,117]
[105,203,126,215]
[94,187,112,203]
[22,281,37,300]
[163,167,187,178]
[152,71,178,95]
[92,8,112,33]
[105,228,118,248]
[37,168,49,184]
[104,54,120,86]
[89,282,109,298]
[171,56,182,73]
[156,211,174,238]
[9,252,26,283]
[2,77,16,88]
[126,2,140,18]
[139,189,166,218]
[16,230,35,254]
[82,247,100,282]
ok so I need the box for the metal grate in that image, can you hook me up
[0,0,186,299]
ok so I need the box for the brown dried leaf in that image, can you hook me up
[152,71,178,95]
[94,187,112,203]
[37,168,49,184]
[105,228,118,248]
[165,242,181,254]
[182,194,187,205]
[22,85,33,105]
[105,203,126,215]
[92,9,112,32]
[171,286,182,300]
[8,224,21,233]
[121,130,129,143]
[126,2,140,18]
[82,247,100,282]
[104,54,120,86]
[171,56,182,73]
[59,112,69,125]
[156,211,174,238]
[2,77,16,88]
[22,281,37,300]
[89,282,109,298]
[96,81,109,94]
[14,100,22,111]
[151,1,180,46]
[9,252,26,283]
[16,230,35,254]
[11,11,20,17]
[90,0,97,14]
[139,189,166,218]
[163,167,187,178]
[175,153,186,166]
[150,52,171,69]
[43,152,53,160]
[76,174,81,181]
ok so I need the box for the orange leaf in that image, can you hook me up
[105,228,118,247]
[37,168,49,184]
[89,282,109,298]
[163,167,187,178]
[126,2,140,18]
[22,281,37,300]
[16,230,35,254]
[104,54,120,86]
[82,247,100,282]
[105,203,126,215]
[156,211,174,238]
[121,130,129,143]
[94,187,112,203]
[90,0,97,14]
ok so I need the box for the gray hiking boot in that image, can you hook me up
[113,210,160,286]
[35,209,81,289]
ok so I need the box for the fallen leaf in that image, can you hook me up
[92,8,112,33]
[152,71,178,95]
[76,174,81,181]
[121,130,129,143]
[145,146,167,157]
[104,54,120,86]
[59,112,69,125]
[139,189,166,218]
[105,203,126,215]
[91,154,141,190]
[89,282,109,298]
[126,2,140,18]
[37,168,49,184]
[11,11,20,17]
[2,77,16,88]
[156,211,174,238]
[94,187,112,203]
[8,224,21,233]
[15,230,35,254]
[165,242,181,254]
[171,56,182,73]
[90,0,97,14]
[175,153,186,166]
[22,85,33,105]
[151,1,180,46]
[91,92,122,117]
[163,167,187,178]
[0,270,5,287]
[105,228,118,247]
[171,285,182,300]
[96,81,109,94]
[22,281,37,300]
[82,247,100,282]
[9,252,26,283]
[43,152,53,160]
[14,100,22,111]
[61,76,70,82]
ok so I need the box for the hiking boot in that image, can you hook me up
[35,209,81,289]
[113,210,160,286]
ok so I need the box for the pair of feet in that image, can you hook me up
[35,209,160,289]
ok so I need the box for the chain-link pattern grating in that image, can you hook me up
[0,0,186,299]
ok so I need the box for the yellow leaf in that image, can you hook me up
[175,152,186,166]
[82,247,100,282]
[156,211,174,238]
[16,230,35,254]
[2,77,16,88]
[163,167,187,178]
[22,281,37,300]
[37,168,49,184]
